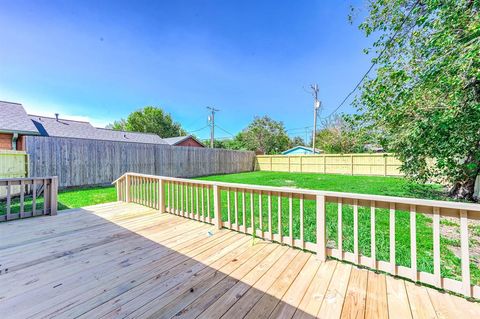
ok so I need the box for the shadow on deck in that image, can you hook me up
[0,202,478,318]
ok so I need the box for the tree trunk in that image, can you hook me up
[449,176,478,202]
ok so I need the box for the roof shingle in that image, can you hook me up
[29,115,167,144]
[0,101,39,134]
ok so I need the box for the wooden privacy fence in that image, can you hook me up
[0,150,29,199]
[114,172,480,299]
[0,150,29,178]
[27,136,255,188]
[0,177,58,222]
[256,153,403,176]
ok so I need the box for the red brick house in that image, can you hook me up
[0,101,39,150]
[162,135,205,148]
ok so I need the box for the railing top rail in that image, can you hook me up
[114,172,480,212]
[0,176,57,182]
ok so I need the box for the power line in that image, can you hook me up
[214,124,235,137]
[187,125,210,134]
[321,0,421,119]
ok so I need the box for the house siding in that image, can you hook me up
[176,138,204,147]
[0,133,25,151]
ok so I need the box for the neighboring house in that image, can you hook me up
[0,101,39,150]
[282,146,322,155]
[29,114,167,144]
[162,135,205,148]
[364,144,385,153]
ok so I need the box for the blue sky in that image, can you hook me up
[0,0,372,140]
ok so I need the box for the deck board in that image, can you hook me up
[0,202,479,319]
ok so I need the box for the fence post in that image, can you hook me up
[125,174,130,203]
[316,194,326,261]
[158,178,165,213]
[384,155,388,176]
[350,155,354,175]
[50,176,58,216]
[213,184,222,229]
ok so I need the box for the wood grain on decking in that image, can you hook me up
[0,202,479,319]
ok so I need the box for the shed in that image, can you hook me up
[281,146,322,155]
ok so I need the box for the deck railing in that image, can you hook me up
[113,172,480,299]
[0,176,58,221]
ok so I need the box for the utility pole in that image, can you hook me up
[207,106,219,148]
[311,84,321,154]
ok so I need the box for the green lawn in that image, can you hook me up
[194,171,479,286]
[0,186,117,214]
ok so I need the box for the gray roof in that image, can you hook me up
[162,135,204,146]
[29,115,167,144]
[0,101,39,134]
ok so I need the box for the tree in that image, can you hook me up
[289,136,307,148]
[109,106,186,138]
[203,138,245,150]
[314,116,369,153]
[235,116,290,154]
[352,0,480,200]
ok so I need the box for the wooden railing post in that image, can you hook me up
[158,178,165,213]
[125,174,130,203]
[213,184,222,229]
[316,194,326,261]
[50,176,58,216]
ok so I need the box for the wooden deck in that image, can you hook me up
[0,202,479,319]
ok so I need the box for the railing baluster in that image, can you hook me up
[181,182,185,216]
[338,198,343,260]
[213,185,222,229]
[371,201,376,269]
[390,202,396,275]
[316,194,326,261]
[259,191,263,235]
[250,190,254,234]
[196,185,199,220]
[43,178,48,215]
[201,185,205,222]
[278,194,282,243]
[6,181,11,219]
[227,188,231,226]
[353,199,359,264]
[32,179,37,216]
[433,206,441,288]
[410,204,417,282]
[460,209,471,297]
[289,194,293,246]
[166,181,170,212]
[20,180,25,218]
[176,182,180,215]
[234,189,239,230]
[300,195,304,249]
[242,190,246,232]
[207,186,211,223]
[190,184,193,216]
[268,191,272,240]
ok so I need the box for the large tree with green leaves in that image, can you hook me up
[235,116,290,154]
[109,106,186,138]
[352,0,480,200]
